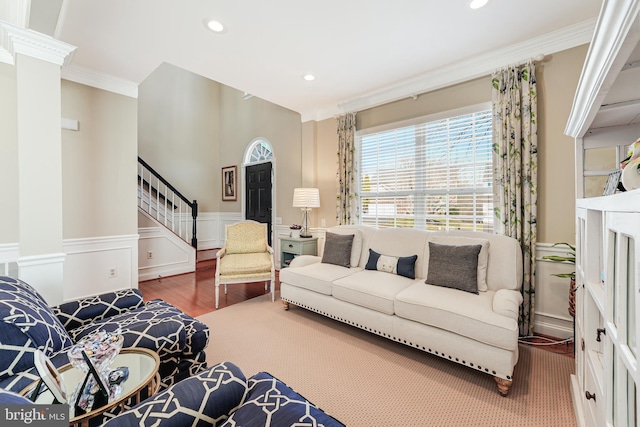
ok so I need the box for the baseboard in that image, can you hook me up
[533,311,574,339]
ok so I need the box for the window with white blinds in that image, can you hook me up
[358,104,493,231]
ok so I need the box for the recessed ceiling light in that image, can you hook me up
[302,74,316,81]
[204,18,226,33]
[469,0,489,9]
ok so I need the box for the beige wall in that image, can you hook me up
[218,85,302,224]
[309,45,588,245]
[138,63,220,213]
[138,63,303,225]
[536,45,588,243]
[0,62,19,244]
[61,80,138,239]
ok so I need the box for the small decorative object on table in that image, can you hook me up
[290,224,301,238]
[31,349,67,404]
[603,170,622,196]
[67,330,124,414]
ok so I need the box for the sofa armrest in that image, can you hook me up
[52,289,144,331]
[221,371,345,426]
[492,289,523,320]
[102,362,247,427]
[289,255,321,268]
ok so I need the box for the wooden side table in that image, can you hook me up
[280,236,318,268]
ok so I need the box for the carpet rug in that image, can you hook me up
[198,293,576,426]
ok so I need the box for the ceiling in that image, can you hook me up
[31,0,604,121]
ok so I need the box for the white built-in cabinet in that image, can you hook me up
[575,193,640,426]
[566,1,640,426]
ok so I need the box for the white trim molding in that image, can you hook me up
[0,20,76,66]
[62,64,139,98]
[565,0,640,138]
[335,19,596,119]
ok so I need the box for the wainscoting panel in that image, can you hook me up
[0,243,19,276]
[196,212,243,250]
[138,226,195,281]
[63,235,138,302]
[535,243,575,339]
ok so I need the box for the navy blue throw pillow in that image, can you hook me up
[365,249,418,279]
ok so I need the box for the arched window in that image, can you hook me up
[245,139,273,164]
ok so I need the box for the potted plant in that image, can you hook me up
[542,242,576,317]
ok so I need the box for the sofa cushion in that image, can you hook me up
[280,263,360,295]
[394,283,519,350]
[322,232,355,267]
[219,252,272,276]
[332,270,420,315]
[365,249,418,279]
[426,242,481,294]
[221,371,345,427]
[429,235,490,291]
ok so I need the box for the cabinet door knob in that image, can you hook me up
[585,391,596,401]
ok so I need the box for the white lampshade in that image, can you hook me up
[292,188,320,208]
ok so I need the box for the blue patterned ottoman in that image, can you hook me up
[0,276,209,393]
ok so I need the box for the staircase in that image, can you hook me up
[138,157,198,247]
[137,157,198,280]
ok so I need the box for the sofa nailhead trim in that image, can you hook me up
[282,298,511,382]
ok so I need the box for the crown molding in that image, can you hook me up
[0,20,76,66]
[333,18,597,118]
[61,64,139,98]
[565,0,640,138]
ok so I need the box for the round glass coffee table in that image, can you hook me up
[24,347,160,427]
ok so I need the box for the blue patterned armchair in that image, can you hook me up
[0,362,344,426]
[0,276,209,394]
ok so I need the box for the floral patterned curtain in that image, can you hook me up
[336,112,359,225]
[491,62,538,336]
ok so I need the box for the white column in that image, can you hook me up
[1,21,76,304]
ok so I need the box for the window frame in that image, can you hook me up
[356,102,493,231]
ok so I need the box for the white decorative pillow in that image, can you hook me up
[429,236,490,291]
[377,255,398,274]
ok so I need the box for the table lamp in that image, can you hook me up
[292,188,320,238]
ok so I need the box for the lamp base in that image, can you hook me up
[299,233,313,238]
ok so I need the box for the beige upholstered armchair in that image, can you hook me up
[215,221,275,308]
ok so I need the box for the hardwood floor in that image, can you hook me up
[138,250,279,318]
[138,250,573,358]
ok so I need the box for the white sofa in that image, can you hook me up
[279,225,523,396]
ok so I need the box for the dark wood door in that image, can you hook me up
[245,162,273,245]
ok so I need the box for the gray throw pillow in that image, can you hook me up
[426,242,482,294]
[321,232,355,267]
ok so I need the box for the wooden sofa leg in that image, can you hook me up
[494,377,512,396]
[282,301,290,310]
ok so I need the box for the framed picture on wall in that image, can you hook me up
[222,165,237,201]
